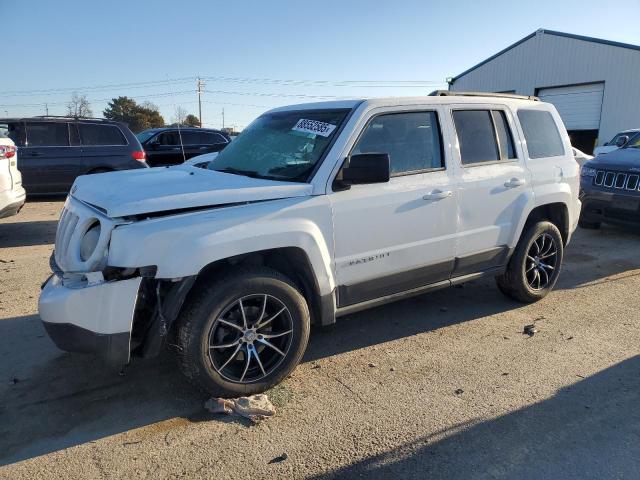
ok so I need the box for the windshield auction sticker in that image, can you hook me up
[292,119,337,137]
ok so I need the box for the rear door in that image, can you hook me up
[78,122,130,173]
[449,106,531,276]
[199,131,229,154]
[146,130,184,166]
[20,121,81,194]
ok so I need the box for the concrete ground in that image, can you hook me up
[0,200,638,479]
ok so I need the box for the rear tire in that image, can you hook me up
[496,221,564,303]
[175,267,310,398]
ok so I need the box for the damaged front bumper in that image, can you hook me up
[39,274,142,366]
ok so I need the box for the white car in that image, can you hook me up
[183,151,218,168]
[593,129,640,156]
[572,147,593,167]
[39,92,580,397]
[0,136,26,219]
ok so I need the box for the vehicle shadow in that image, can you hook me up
[1,227,638,466]
[309,355,640,480]
[0,220,58,248]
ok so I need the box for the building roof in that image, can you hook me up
[451,29,640,83]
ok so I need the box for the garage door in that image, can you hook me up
[537,83,604,130]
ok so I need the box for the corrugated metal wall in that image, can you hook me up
[451,31,640,146]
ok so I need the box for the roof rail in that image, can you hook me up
[429,90,540,101]
[34,115,114,121]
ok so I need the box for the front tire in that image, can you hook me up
[496,221,564,303]
[175,267,310,397]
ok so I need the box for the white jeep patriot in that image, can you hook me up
[39,92,580,397]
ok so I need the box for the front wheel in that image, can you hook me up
[175,267,310,398]
[496,221,564,303]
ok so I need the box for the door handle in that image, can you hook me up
[504,177,525,188]
[423,189,452,201]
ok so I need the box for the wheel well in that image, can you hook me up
[524,203,569,244]
[195,248,323,325]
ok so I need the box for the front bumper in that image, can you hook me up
[0,186,26,219]
[580,187,640,227]
[38,274,142,365]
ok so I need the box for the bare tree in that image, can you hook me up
[172,105,188,125]
[66,92,93,118]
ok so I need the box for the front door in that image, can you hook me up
[449,107,531,276]
[330,109,458,307]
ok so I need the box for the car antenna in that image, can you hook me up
[166,74,187,163]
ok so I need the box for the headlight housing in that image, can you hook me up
[80,222,102,262]
[581,167,597,177]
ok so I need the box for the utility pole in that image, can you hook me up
[222,108,225,130]
[196,77,205,127]
[44,103,49,116]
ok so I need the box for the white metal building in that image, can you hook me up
[449,29,640,153]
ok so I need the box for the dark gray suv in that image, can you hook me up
[0,117,148,195]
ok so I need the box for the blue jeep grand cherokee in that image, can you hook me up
[579,142,640,229]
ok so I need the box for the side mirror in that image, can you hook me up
[615,135,629,148]
[341,153,390,185]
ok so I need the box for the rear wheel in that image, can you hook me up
[175,267,310,397]
[496,221,563,303]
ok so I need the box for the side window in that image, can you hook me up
[78,124,127,146]
[517,109,565,159]
[180,131,200,145]
[352,111,443,176]
[492,111,516,159]
[200,132,228,144]
[25,122,70,147]
[6,123,27,147]
[453,110,517,164]
[452,110,499,164]
[158,131,181,145]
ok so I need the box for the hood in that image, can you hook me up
[71,164,313,217]
[588,148,640,172]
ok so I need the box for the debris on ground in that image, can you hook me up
[205,394,276,422]
[454,388,464,395]
[523,324,538,337]
[567,336,574,340]
[268,453,288,464]
[311,364,321,369]
[9,377,19,385]
[502,372,509,376]
[368,363,377,368]
[390,367,396,372]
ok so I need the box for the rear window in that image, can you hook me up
[26,122,70,147]
[79,124,127,146]
[1,123,26,146]
[517,110,565,159]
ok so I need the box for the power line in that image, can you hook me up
[0,75,446,97]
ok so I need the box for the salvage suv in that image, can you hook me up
[39,92,581,397]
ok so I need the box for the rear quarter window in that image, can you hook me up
[79,124,127,146]
[517,109,565,159]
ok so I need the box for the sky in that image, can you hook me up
[2,0,639,130]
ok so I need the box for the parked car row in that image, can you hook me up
[0,117,231,197]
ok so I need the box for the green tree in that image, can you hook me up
[103,96,165,133]
[184,114,200,127]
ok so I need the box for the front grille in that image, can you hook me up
[593,169,640,192]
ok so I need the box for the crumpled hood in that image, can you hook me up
[71,164,313,217]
